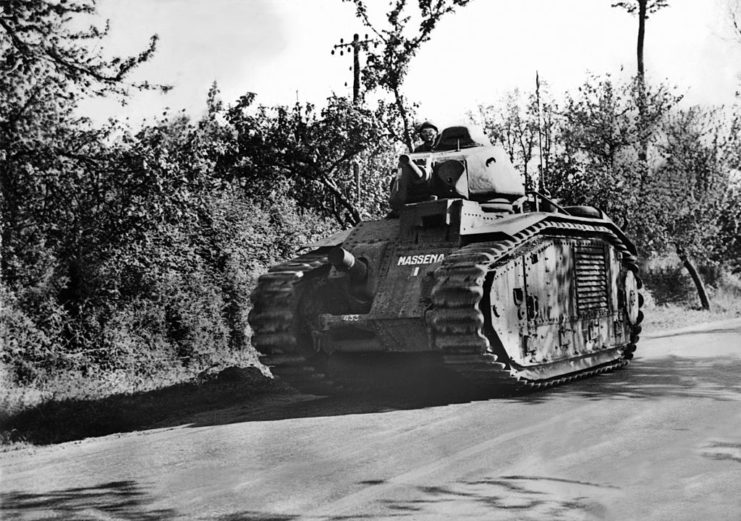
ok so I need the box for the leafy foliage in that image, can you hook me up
[344,0,471,150]
[218,90,395,227]
[715,182,741,273]
[473,84,556,191]
[1,88,341,383]
[611,0,669,16]
[475,74,740,279]
[0,2,344,387]
[548,75,681,248]
[654,107,738,260]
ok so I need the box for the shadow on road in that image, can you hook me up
[4,352,741,447]
[0,480,178,521]
[0,368,282,446]
[370,474,619,521]
[0,475,618,520]
[134,352,741,430]
[167,350,741,429]
[0,481,371,521]
[550,354,741,403]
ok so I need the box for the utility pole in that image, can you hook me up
[332,33,377,204]
[535,71,546,195]
[331,33,376,105]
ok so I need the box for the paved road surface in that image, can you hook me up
[2,319,741,520]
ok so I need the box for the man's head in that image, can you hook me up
[418,121,438,145]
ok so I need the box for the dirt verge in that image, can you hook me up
[0,366,286,447]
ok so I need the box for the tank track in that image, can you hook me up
[429,218,643,392]
[248,250,343,395]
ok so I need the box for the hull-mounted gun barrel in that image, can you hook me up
[328,246,368,285]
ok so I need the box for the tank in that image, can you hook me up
[248,125,644,394]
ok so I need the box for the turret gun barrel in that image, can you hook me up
[399,154,428,181]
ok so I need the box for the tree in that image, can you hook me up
[609,2,727,309]
[612,0,669,163]
[1,0,165,284]
[715,181,741,274]
[548,73,737,310]
[730,0,741,39]
[728,0,741,96]
[611,0,669,80]
[654,107,740,308]
[344,0,471,151]
[0,0,169,380]
[221,92,394,228]
[473,84,557,192]
[548,75,679,237]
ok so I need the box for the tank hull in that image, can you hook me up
[249,199,643,394]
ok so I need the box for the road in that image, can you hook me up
[2,319,741,520]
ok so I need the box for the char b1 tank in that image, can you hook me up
[248,125,644,394]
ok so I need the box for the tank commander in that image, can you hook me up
[413,121,438,152]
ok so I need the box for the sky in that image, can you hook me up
[79,0,741,127]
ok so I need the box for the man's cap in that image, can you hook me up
[419,121,438,132]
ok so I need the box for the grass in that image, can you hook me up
[641,270,741,332]
[643,302,741,333]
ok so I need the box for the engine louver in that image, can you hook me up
[575,244,609,312]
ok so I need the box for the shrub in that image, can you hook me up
[0,188,334,397]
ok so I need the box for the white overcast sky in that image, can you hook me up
[79,0,741,126]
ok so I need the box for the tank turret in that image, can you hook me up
[390,125,525,211]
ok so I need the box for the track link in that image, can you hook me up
[429,218,643,391]
[249,250,342,395]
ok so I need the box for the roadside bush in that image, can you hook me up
[0,284,65,384]
[1,187,334,398]
[642,264,697,306]
[642,253,741,309]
